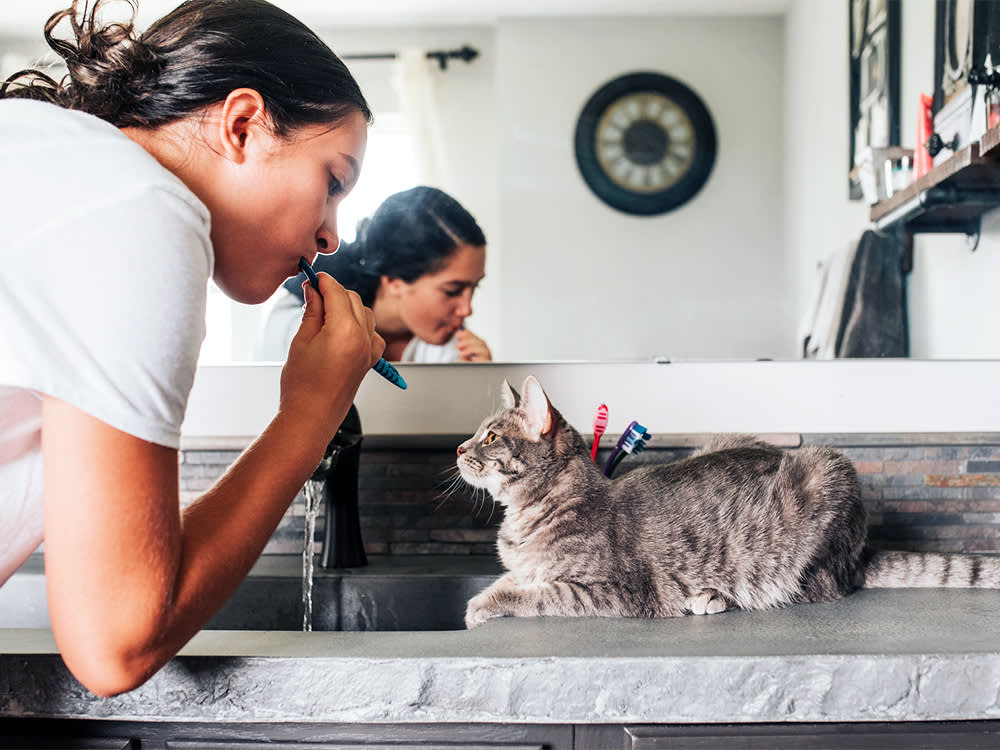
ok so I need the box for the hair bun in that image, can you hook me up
[71,24,161,124]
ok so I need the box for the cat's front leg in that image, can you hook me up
[465,580,645,628]
[465,573,520,628]
[465,592,501,628]
[684,588,731,615]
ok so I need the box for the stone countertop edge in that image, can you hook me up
[2,589,1000,725]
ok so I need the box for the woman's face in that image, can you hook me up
[211,110,368,304]
[390,243,487,346]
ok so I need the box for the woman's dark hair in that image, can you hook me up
[286,186,487,306]
[0,0,371,134]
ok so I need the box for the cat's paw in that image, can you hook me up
[465,592,506,629]
[684,589,729,616]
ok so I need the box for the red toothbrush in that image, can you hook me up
[590,403,609,463]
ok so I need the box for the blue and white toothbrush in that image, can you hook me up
[298,256,407,390]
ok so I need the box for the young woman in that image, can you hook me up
[257,186,491,363]
[0,0,383,697]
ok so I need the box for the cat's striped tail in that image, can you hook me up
[860,548,1000,589]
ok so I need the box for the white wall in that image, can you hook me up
[182,360,1000,440]
[495,15,789,362]
[784,0,870,341]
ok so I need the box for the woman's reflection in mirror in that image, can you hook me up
[257,186,491,362]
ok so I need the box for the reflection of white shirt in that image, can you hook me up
[255,289,303,362]
[0,100,212,585]
[255,288,462,363]
[400,335,460,362]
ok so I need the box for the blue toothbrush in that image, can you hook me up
[298,257,407,390]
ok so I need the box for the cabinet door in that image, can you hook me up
[576,722,1000,750]
[162,724,572,750]
[0,740,131,750]
[167,744,547,750]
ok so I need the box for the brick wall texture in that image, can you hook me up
[179,436,1000,558]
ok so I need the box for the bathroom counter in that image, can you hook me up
[2,588,1000,724]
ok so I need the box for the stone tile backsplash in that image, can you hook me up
[179,434,1000,558]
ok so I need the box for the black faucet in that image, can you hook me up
[312,404,367,569]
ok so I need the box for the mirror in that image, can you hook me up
[4,0,1000,362]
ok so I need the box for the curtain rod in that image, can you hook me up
[342,45,479,71]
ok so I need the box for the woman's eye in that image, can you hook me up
[483,431,498,445]
[328,174,344,197]
[444,283,477,299]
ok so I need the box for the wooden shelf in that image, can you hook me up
[869,123,1000,235]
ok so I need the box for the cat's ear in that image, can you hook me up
[500,380,520,409]
[521,376,552,440]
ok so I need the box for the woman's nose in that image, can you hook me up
[456,291,474,318]
[317,210,339,254]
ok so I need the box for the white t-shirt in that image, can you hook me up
[255,287,461,363]
[0,100,213,585]
[399,334,460,363]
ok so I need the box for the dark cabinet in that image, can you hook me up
[0,739,132,750]
[0,720,571,750]
[168,744,549,750]
[577,722,1000,750]
[3,719,1000,750]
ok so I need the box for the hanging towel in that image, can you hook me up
[799,242,857,359]
[835,229,908,358]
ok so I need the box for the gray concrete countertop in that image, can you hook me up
[2,588,1000,724]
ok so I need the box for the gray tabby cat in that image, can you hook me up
[456,376,1000,628]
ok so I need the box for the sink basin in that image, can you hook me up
[0,555,501,632]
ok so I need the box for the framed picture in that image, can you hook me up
[848,0,901,200]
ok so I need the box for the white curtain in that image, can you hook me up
[390,47,450,187]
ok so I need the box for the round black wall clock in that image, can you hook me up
[574,71,717,216]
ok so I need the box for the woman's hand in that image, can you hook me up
[281,272,384,438]
[455,328,492,362]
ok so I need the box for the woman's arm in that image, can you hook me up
[43,275,381,697]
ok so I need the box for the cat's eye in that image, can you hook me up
[483,431,498,445]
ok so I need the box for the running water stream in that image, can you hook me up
[301,478,324,632]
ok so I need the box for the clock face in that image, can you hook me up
[574,72,717,216]
[595,92,696,194]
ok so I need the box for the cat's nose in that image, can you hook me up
[457,445,466,456]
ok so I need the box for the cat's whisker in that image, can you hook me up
[434,467,461,488]
[431,493,451,513]
[471,486,488,520]
[433,473,461,496]
[484,497,498,526]
[476,487,493,522]
[431,473,468,512]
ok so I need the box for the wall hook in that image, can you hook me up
[966,225,982,253]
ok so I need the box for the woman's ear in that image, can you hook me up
[215,88,271,164]
[381,276,408,298]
